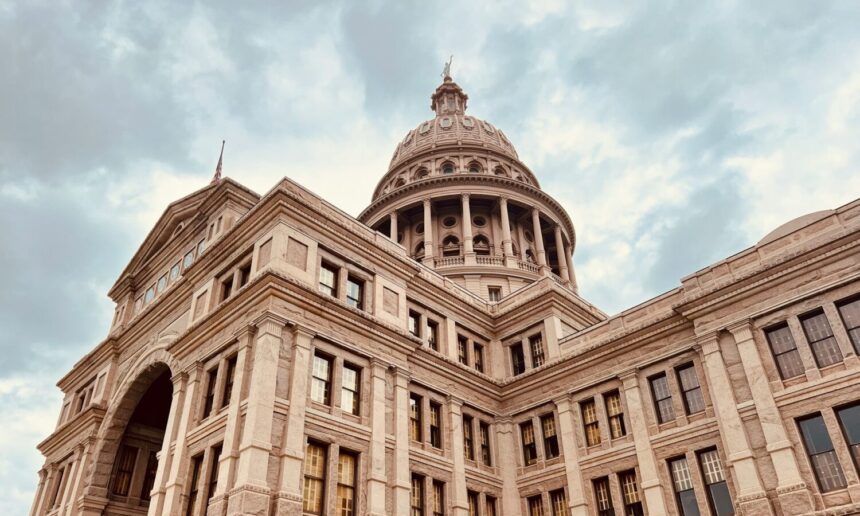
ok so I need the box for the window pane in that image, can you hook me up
[530,335,545,368]
[837,297,860,352]
[798,415,847,491]
[766,325,805,378]
[303,443,326,513]
[550,489,567,516]
[708,482,735,516]
[593,477,613,512]
[512,344,526,375]
[670,457,694,492]
[837,404,860,445]
[799,416,835,454]
[801,311,843,367]
[678,490,701,516]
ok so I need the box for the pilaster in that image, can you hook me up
[554,395,588,516]
[392,366,411,515]
[366,359,389,516]
[161,370,199,515]
[495,418,522,516]
[448,396,469,516]
[423,199,434,266]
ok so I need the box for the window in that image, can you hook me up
[463,415,475,461]
[220,275,234,301]
[430,402,442,448]
[336,450,357,516]
[800,310,843,367]
[442,163,455,174]
[207,445,222,501]
[183,250,194,270]
[676,364,705,415]
[341,364,361,415]
[50,466,66,508]
[468,491,479,516]
[697,449,733,516]
[111,445,138,496]
[157,274,168,293]
[346,276,364,310]
[541,414,559,459]
[511,343,526,375]
[170,262,181,281]
[605,390,626,438]
[432,480,445,516]
[669,457,699,516]
[140,451,158,501]
[619,470,644,516]
[185,454,203,516]
[798,414,847,491]
[410,394,423,442]
[488,286,501,302]
[765,324,805,379]
[202,368,218,418]
[581,399,601,446]
[411,474,425,516]
[521,421,538,466]
[486,495,497,516]
[311,353,332,405]
[458,335,469,365]
[650,373,675,424]
[237,262,251,288]
[529,334,545,368]
[527,495,545,516]
[837,403,860,473]
[144,285,155,304]
[319,262,337,296]
[426,320,439,351]
[221,355,237,408]
[480,421,492,466]
[474,344,484,373]
[197,239,206,255]
[837,296,860,353]
[409,311,421,337]
[550,489,567,516]
[593,477,613,516]
[303,442,327,514]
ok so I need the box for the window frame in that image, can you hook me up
[341,362,361,416]
[541,413,560,459]
[605,390,627,439]
[836,294,860,354]
[797,413,847,492]
[799,309,843,368]
[581,398,601,447]
[676,363,705,415]
[649,373,675,424]
[310,352,333,406]
[764,323,805,379]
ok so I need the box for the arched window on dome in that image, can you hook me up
[441,162,455,175]
[494,166,508,177]
[525,249,536,263]
[414,242,425,259]
[441,235,460,257]
[468,161,482,174]
[413,168,430,180]
[394,177,406,188]
[473,235,491,256]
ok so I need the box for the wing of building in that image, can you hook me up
[31,75,860,516]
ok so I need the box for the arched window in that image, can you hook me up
[394,177,406,188]
[442,235,460,257]
[473,235,491,255]
[525,249,536,263]
[494,166,508,177]
[442,162,455,175]
[414,242,425,259]
[414,168,430,180]
[468,161,482,174]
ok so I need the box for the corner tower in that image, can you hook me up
[359,73,579,300]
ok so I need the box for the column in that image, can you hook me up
[619,371,668,514]
[147,371,188,516]
[29,468,48,516]
[393,367,411,515]
[67,439,93,516]
[390,211,398,241]
[461,194,475,265]
[698,334,773,514]
[160,370,200,515]
[207,327,253,516]
[565,244,578,292]
[531,208,548,270]
[275,326,314,514]
[423,199,434,266]
[728,322,814,514]
[230,313,286,515]
[495,418,522,516]
[554,396,588,516]
[553,225,570,286]
[448,397,469,516]
[366,360,389,516]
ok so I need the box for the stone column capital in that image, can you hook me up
[552,393,573,411]
[423,198,432,208]
[233,324,258,342]
[727,319,755,342]
[446,395,464,408]
[291,325,316,348]
[461,193,470,201]
[696,332,722,356]
[369,357,390,375]
[253,312,289,338]
[390,365,411,383]
[170,371,189,387]
[618,369,639,388]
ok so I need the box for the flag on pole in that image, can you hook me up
[211,140,225,184]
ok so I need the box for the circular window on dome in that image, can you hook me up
[442,163,455,174]
[462,117,474,129]
[416,223,425,235]
[473,216,487,227]
[443,216,457,228]
[524,230,534,242]
[482,121,495,134]
[440,117,453,129]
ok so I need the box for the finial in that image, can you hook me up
[211,140,225,184]
[441,55,453,80]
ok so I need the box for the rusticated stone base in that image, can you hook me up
[206,494,229,516]
[736,491,774,516]
[274,491,303,516]
[777,483,815,516]
[226,484,271,516]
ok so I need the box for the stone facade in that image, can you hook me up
[31,76,860,516]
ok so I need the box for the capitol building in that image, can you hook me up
[30,74,860,516]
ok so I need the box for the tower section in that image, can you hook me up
[359,75,578,300]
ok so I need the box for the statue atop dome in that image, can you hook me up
[441,55,453,79]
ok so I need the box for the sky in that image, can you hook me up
[3,0,860,512]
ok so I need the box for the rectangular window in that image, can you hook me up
[310,353,332,405]
[202,368,218,418]
[486,495,497,516]
[619,470,644,516]
[676,364,705,415]
[409,311,421,337]
[221,355,237,409]
[458,335,469,365]
[800,310,843,367]
[541,414,559,459]
[593,477,613,516]
[197,239,206,256]
[50,466,66,508]
[521,421,538,466]
[185,454,203,516]
[529,334,545,368]
[346,276,364,310]
[111,445,138,496]
[488,286,501,302]
[341,364,361,416]
[220,275,234,301]
[669,457,699,516]
[430,402,442,448]
[649,373,675,424]
[410,394,423,442]
[319,263,337,296]
[697,449,733,516]
[837,296,860,353]
[550,489,567,516]
[432,480,445,516]
[765,324,805,379]
[170,262,181,281]
[183,250,194,270]
[527,495,545,516]
[426,320,439,351]
[336,450,357,516]
[463,415,475,461]
[480,421,492,466]
[144,285,155,304]
[605,390,626,438]
[157,273,168,294]
[837,403,860,473]
[474,343,485,373]
[511,343,526,375]
[207,445,222,500]
[581,399,601,446]
[468,491,479,516]
[798,414,847,492]
[303,442,327,514]
[411,474,425,516]
[140,450,158,501]
[238,262,251,288]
